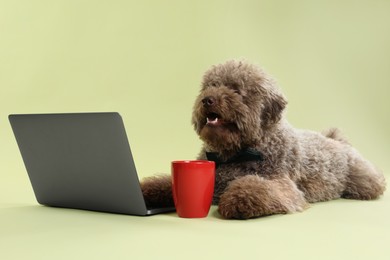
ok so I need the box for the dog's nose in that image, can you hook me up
[202,96,216,107]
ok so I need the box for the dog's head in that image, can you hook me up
[192,60,287,153]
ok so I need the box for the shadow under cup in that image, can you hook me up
[171,160,215,218]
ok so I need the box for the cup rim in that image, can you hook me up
[171,160,215,165]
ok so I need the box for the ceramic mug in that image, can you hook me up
[171,160,215,218]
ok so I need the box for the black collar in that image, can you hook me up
[206,148,264,166]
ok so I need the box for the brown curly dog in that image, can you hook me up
[141,60,386,219]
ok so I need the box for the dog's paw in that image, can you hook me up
[140,174,174,208]
[217,175,301,219]
[218,176,274,219]
[218,192,265,219]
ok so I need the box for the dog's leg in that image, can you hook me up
[342,153,386,200]
[140,175,174,208]
[218,175,308,219]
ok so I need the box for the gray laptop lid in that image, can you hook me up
[9,112,174,215]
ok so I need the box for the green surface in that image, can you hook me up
[1,199,389,260]
[1,1,389,259]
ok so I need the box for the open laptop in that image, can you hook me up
[9,112,175,216]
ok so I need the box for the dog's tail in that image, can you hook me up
[322,127,350,145]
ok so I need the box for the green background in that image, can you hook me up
[1,1,389,259]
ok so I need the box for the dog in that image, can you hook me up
[141,59,386,219]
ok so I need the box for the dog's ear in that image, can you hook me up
[260,89,287,127]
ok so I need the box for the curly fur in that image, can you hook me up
[218,175,308,219]
[140,175,174,208]
[141,59,386,219]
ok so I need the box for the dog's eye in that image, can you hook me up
[233,89,241,95]
[228,84,241,95]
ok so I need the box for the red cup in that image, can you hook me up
[171,160,215,218]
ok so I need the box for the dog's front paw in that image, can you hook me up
[217,177,270,219]
[217,175,293,219]
[218,188,269,219]
[218,194,257,219]
[140,175,174,208]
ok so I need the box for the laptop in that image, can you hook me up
[9,112,175,216]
